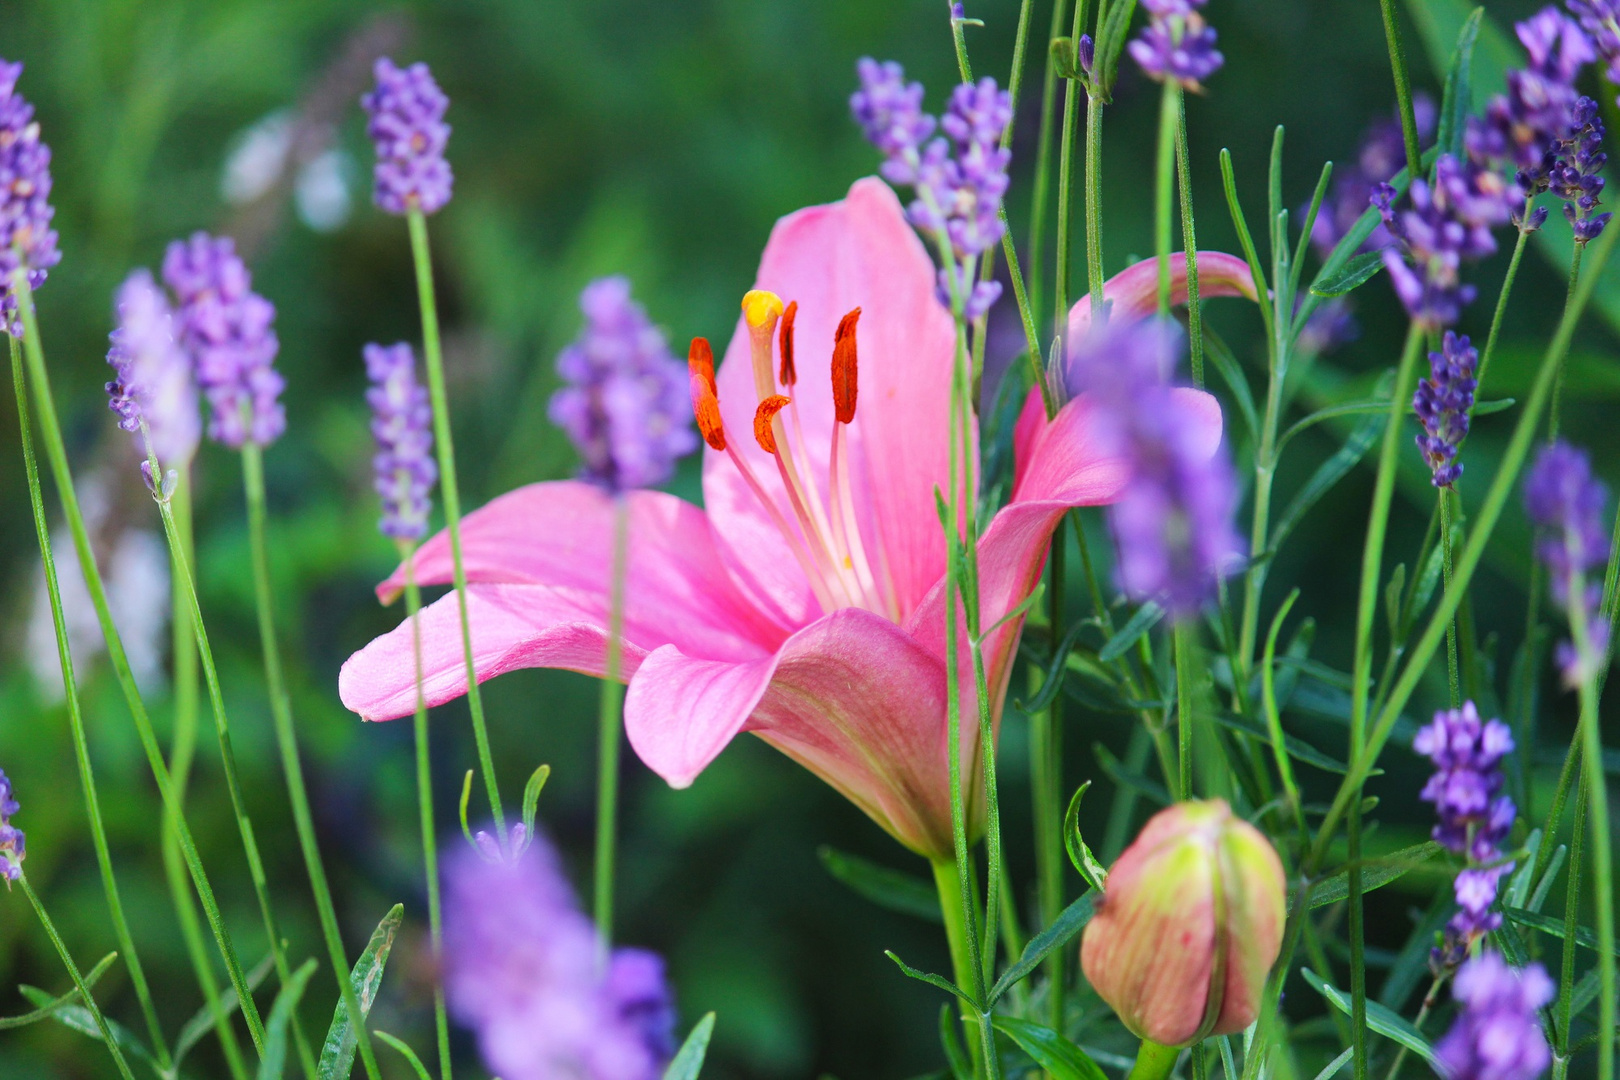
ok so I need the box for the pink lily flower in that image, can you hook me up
[339,178,1252,858]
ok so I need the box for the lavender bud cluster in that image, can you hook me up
[1524,441,1613,686]
[1066,317,1244,618]
[162,233,285,449]
[1435,953,1554,1080]
[851,60,1012,318]
[443,828,676,1080]
[548,277,697,495]
[1129,0,1225,89]
[0,769,21,885]
[1549,96,1611,242]
[0,59,60,338]
[362,58,454,216]
[1413,702,1517,968]
[105,270,202,495]
[1412,331,1478,488]
[364,343,437,540]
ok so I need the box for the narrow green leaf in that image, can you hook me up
[1506,907,1620,956]
[1204,328,1259,443]
[1436,8,1484,160]
[978,582,1046,643]
[1311,1047,1356,1080]
[988,892,1097,1004]
[663,1013,717,1080]
[458,769,476,847]
[521,763,552,840]
[1094,741,1170,806]
[373,1031,434,1080]
[1269,413,1384,554]
[260,959,319,1080]
[885,952,978,1009]
[1063,782,1109,892]
[1526,845,1567,914]
[1019,619,1107,714]
[1503,829,1541,909]
[1304,842,1443,909]
[1310,250,1386,297]
[817,847,943,923]
[1385,563,1409,641]
[1211,710,1351,774]
[992,1016,1111,1080]
[939,1004,973,1080]
[0,953,117,1030]
[174,951,278,1068]
[1302,969,1439,1065]
[19,986,158,1071]
[1571,968,1601,1017]
[317,904,404,1080]
[1100,602,1163,662]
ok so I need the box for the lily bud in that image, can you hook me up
[1080,799,1285,1047]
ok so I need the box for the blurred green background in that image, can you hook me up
[0,0,1614,1077]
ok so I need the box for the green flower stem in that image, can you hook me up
[1472,219,1531,394]
[1378,0,1424,178]
[1534,740,1582,886]
[12,274,267,1056]
[932,859,1000,1080]
[1567,572,1615,1080]
[1054,0,1087,337]
[1128,1039,1182,1080]
[399,545,452,1080]
[1027,0,1074,333]
[595,498,630,950]
[1031,529,1066,1039]
[1084,90,1106,314]
[17,872,138,1080]
[948,0,973,83]
[239,443,381,1080]
[7,337,169,1067]
[1155,80,1181,316]
[1549,243,1586,441]
[150,453,315,1080]
[407,207,507,840]
[1439,489,1459,708]
[1175,621,1195,799]
[1554,769,1587,1071]
[1174,91,1203,387]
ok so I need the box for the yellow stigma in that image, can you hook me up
[742,289,785,330]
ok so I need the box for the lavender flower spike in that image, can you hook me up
[365,343,437,540]
[163,233,285,449]
[548,277,697,495]
[1524,440,1613,686]
[106,269,201,495]
[1067,317,1244,617]
[1412,331,1478,487]
[443,827,676,1080]
[850,59,936,186]
[1569,0,1620,86]
[363,58,453,216]
[1435,953,1554,1080]
[1549,96,1611,243]
[0,768,24,885]
[0,59,61,338]
[1130,0,1225,89]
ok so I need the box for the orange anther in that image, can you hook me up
[688,338,726,451]
[779,300,798,386]
[753,395,792,454]
[832,307,860,424]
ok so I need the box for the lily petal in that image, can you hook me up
[626,608,966,857]
[1067,252,1258,347]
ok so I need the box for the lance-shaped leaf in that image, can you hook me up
[992,1016,1111,1080]
[173,952,277,1071]
[664,1013,717,1080]
[1303,969,1439,1066]
[260,959,319,1080]
[989,892,1097,1004]
[818,846,942,923]
[0,953,117,1030]
[317,904,404,1079]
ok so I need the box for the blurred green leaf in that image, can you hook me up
[664,1013,717,1080]
[988,891,1097,1005]
[1310,250,1385,298]
[1435,8,1483,160]
[0,953,117,1031]
[816,847,942,923]
[1506,907,1620,956]
[373,1031,434,1080]
[1304,842,1443,909]
[1303,969,1439,1066]
[173,951,277,1070]
[259,958,318,1080]
[991,1016,1110,1080]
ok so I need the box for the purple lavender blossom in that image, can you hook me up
[162,233,285,449]
[1414,702,1517,966]
[1569,0,1620,85]
[362,58,453,216]
[442,828,675,1080]
[364,343,437,540]
[1413,331,1479,487]
[548,277,697,495]
[0,768,23,885]
[1129,0,1224,89]
[1524,441,1613,686]
[850,59,936,186]
[1434,953,1554,1080]
[1067,317,1244,617]
[1296,298,1360,357]
[1549,97,1611,242]
[1311,97,1437,260]
[105,270,202,494]
[0,59,61,338]
[1373,155,1514,327]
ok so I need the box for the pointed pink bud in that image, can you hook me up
[1079,799,1286,1047]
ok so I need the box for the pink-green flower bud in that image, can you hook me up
[1080,799,1286,1046]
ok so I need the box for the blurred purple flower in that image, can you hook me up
[850,59,935,186]
[1310,96,1436,260]
[1130,0,1224,89]
[1296,298,1360,357]
[1413,331,1478,488]
[1067,317,1243,618]
[0,59,60,338]
[443,828,675,1080]
[1569,0,1620,84]
[1435,952,1554,1080]
[162,233,285,449]
[362,58,453,216]
[0,768,23,885]
[105,270,201,494]
[1524,441,1613,686]
[548,277,697,495]
[365,342,437,541]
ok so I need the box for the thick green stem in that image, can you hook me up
[1155,80,1180,316]
[18,874,137,1080]
[407,208,507,838]
[933,859,1000,1080]
[1174,91,1203,386]
[1378,0,1424,179]
[596,499,630,948]
[1128,1039,1182,1080]
[12,275,267,1055]
[1176,621,1195,798]
[1084,91,1106,314]
[240,443,381,1080]
[1568,574,1615,1080]
[1028,0,1073,332]
[1439,489,1460,708]
[8,338,169,1067]
[1032,528,1066,1040]
[400,549,452,1080]
[1055,1,1087,339]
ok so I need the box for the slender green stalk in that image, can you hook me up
[1084,91,1106,313]
[1472,219,1531,393]
[407,208,507,839]
[948,0,974,83]
[17,874,138,1080]
[1439,490,1460,708]
[239,443,382,1080]
[1031,528,1066,1042]
[596,499,630,949]
[8,338,169,1068]
[1028,0,1074,332]
[1055,0,1088,337]
[1535,741,1582,885]
[1155,81,1180,315]
[12,274,267,1055]
[1548,244,1586,442]
[1554,770,1587,1070]
[1378,0,1424,178]
[400,547,452,1080]
[1175,621,1195,799]
[1174,90,1203,386]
